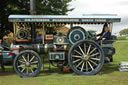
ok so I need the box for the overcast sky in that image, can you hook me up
[67,0,128,35]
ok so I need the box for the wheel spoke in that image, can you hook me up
[88,61,94,70]
[22,56,27,62]
[74,50,82,56]
[78,46,85,55]
[90,52,99,57]
[18,64,25,68]
[72,55,82,58]
[84,44,86,54]
[26,68,29,74]
[87,45,92,55]
[89,59,98,66]
[91,58,100,61]
[31,65,37,69]
[18,60,25,63]
[30,68,34,73]
[30,56,35,62]
[27,54,30,62]
[89,48,97,54]
[21,68,26,72]
[73,59,81,64]
[86,61,88,71]
[76,61,83,68]
[31,61,38,64]
[81,62,85,71]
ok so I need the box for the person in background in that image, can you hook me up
[0,38,5,72]
[2,39,8,47]
[96,24,111,44]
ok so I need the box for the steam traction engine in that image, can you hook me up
[8,14,121,77]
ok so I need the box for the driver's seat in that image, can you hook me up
[101,35,116,63]
[101,35,116,47]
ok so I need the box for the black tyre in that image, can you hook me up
[68,40,104,75]
[13,50,42,77]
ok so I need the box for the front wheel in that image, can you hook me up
[68,40,104,75]
[13,50,42,77]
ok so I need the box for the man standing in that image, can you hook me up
[0,38,5,72]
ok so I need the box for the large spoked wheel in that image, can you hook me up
[68,40,104,75]
[13,50,42,77]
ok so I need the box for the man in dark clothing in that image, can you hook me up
[96,24,111,44]
[0,38,5,72]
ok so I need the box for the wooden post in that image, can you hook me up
[70,23,73,29]
[42,23,45,44]
[13,23,16,40]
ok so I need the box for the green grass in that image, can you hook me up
[1,40,128,85]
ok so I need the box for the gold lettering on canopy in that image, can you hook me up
[95,19,106,22]
[24,18,50,22]
[52,19,79,22]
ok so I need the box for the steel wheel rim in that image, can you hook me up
[15,52,40,76]
[69,40,104,74]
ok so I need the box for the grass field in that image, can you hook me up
[0,40,128,85]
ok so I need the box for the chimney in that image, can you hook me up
[30,0,36,15]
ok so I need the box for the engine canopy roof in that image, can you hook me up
[8,14,121,24]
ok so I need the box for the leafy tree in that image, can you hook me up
[36,0,74,15]
[8,0,30,14]
[119,29,128,36]
[0,0,73,37]
[0,0,10,37]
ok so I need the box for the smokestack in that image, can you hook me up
[30,0,36,43]
[30,0,36,15]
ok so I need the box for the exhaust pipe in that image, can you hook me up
[30,0,36,15]
[30,0,36,43]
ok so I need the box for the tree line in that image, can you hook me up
[0,0,73,37]
[119,28,128,36]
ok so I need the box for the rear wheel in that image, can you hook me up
[13,50,42,77]
[68,40,104,75]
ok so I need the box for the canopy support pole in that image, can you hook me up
[109,23,113,34]
[70,23,73,28]
[13,23,16,40]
